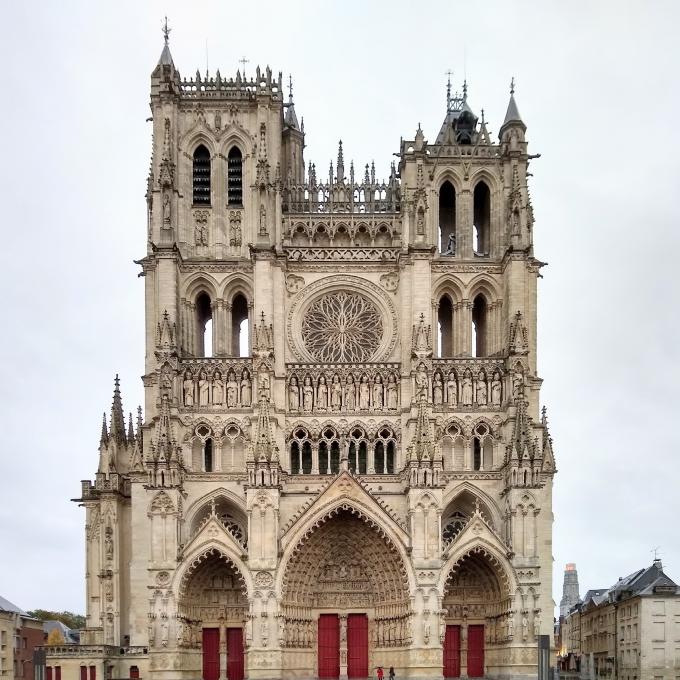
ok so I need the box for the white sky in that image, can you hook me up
[1,0,679,616]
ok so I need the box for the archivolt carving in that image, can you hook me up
[282,509,409,618]
[178,547,248,600]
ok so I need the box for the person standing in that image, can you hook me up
[377,667,384,680]
[389,667,395,680]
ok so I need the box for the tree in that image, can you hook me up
[27,610,85,630]
[46,628,65,645]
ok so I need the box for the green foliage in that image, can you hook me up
[27,610,85,630]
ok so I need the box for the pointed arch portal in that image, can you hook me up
[281,509,410,678]
[178,549,247,680]
[442,548,512,678]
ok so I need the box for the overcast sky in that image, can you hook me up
[1,0,679,616]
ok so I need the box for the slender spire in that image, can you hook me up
[336,140,344,181]
[501,77,526,132]
[127,413,135,444]
[445,69,453,109]
[463,78,468,101]
[157,16,174,67]
[109,375,126,445]
[254,392,278,463]
[284,74,299,130]
[100,413,109,447]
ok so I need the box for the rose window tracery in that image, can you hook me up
[301,291,383,363]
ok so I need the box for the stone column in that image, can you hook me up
[220,624,227,680]
[339,614,348,680]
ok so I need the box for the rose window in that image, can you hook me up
[301,291,383,363]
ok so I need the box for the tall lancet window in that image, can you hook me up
[439,181,456,254]
[473,181,491,255]
[192,145,211,205]
[227,147,243,205]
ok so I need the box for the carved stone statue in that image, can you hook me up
[259,204,267,236]
[226,370,238,408]
[258,372,270,399]
[415,363,428,400]
[104,526,114,560]
[522,614,528,641]
[160,618,169,647]
[433,372,443,405]
[229,211,242,247]
[533,612,540,639]
[491,371,502,406]
[476,371,488,405]
[443,231,455,255]
[372,375,384,409]
[461,369,473,406]
[148,618,155,646]
[183,372,194,406]
[212,371,224,405]
[359,375,370,410]
[317,376,328,410]
[303,376,314,412]
[446,370,457,406]
[423,618,431,645]
[507,611,514,639]
[344,375,356,410]
[240,369,252,406]
[289,377,300,410]
[162,192,171,225]
[512,369,525,399]
[198,371,210,406]
[387,373,398,409]
[331,375,342,411]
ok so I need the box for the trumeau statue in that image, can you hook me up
[74,47,554,680]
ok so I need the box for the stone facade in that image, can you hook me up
[0,597,44,680]
[45,30,556,680]
[561,561,680,680]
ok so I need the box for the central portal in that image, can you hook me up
[282,508,410,678]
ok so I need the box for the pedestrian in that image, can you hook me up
[389,667,395,680]
[377,666,384,680]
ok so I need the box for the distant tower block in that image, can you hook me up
[560,563,581,618]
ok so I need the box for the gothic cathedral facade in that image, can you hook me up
[48,36,556,680]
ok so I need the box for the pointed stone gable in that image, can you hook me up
[280,471,409,549]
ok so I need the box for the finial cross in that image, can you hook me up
[651,546,661,560]
[239,56,250,77]
[162,16,171,45]
[445,69,453,105]
[288,74,293,100]
[510,76,515,95]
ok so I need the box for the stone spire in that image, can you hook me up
[284,75,300,130]
[157,16,174,67]
[254,392,278,463]
[99,412,109,447]
[336,140,344,182]
[109,375,126,445]
[500,78,526,137]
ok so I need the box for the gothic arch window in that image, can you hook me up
[195,292,213,357]
[318,427,340,475]
[290,428,312,474]
[473,422,494,470]
[192,145,211,205]
[348,427,368,474]
[437,295,455,357]
[471,294,488,357]
[204,438,214,472]
[222,424,245,471]
[473,181,491,256]
[439,181,456,254]
[442,511,468,545]
[227,146,243,206]
[441,422,465,470]
[230,293,249,357]
[374,427,396,474]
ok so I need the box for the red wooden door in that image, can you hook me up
[202,628,220,680]
[467,625,485,678]
[347,614,368,678]
[129,667,139,680]
[226,628,244,680]
[318,614,340,678]
[443,625,461,678]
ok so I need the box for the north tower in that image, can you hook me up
[47,29,556,680]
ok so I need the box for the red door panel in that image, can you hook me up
[318,614,340,678]
[347,614,368,678]
[202,628,220,680]
[226,628,244,680]
[467,625,485,678]
[443,625,461,678]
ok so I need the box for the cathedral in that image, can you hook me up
[45,28,556,680]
